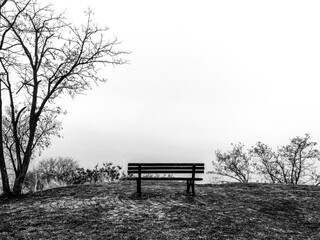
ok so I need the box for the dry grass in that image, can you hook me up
[1,181,320,239]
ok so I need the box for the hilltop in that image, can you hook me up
[1,181,320,239]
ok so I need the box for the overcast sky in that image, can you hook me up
[38,0,320,172]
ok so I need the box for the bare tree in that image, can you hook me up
[251,134,320,185]
[0,0,31,195]
[249,142,284,184]
[0,0,127,195]
[212,143,253,183]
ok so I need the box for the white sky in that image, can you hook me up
[38,0,320,172]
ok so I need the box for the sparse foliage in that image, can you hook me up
[249,142,282,184]
[251,134,320,185]
[212,143,254,183]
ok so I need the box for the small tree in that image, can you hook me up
[251,134,320,185]
[212,143,254,183]
[249,142,283,183]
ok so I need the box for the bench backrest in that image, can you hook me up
[128,163,204,175]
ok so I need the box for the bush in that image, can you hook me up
[38,157,79,185]
[212,134,320,185]
[251,134,320,185]
[23,158,125,192]
[23,157,79,192]
[72,162,124,184]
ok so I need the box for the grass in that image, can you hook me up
[1,181,320,239]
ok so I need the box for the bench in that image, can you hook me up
[126,163,204,197]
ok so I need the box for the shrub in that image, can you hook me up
[23,158,125,192]
[72,162,124,184]
[251,134,320,185]
[38,157,79,185]
[23,157,79,192]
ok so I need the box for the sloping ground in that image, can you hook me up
[0,181,320,239]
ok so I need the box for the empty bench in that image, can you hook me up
[126,163,204,196]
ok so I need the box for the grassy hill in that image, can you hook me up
[1,181,320,239]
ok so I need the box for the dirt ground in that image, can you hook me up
[1,181,320,239]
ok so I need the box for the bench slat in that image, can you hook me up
[126,177,203,181]
[128,163,204,166]
[128,166,204,170]
[128,170,204,174]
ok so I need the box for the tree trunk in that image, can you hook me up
[0,159,11,195]
[12,118,37,195]
[12,161,29,195]
[34,172,38,192]
[0,92,10,195]
[0,64,11,195]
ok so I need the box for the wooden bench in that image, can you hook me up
[126,163,204,197]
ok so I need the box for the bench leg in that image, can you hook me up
[137,179,141,197]
[191,180,195,196]
[187,180,195,196]
[187,180,190,193]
